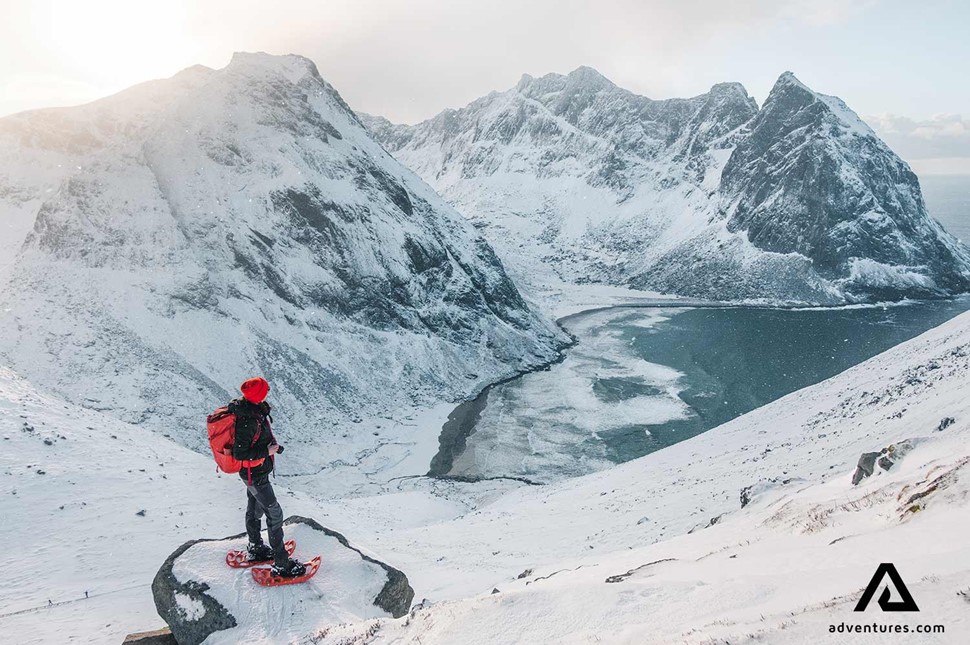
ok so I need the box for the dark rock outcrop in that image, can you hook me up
[851,439,917,485]
[740,485,755,509]
[152,540,236,645]
[851,452,882,486]
[287,516,414,618]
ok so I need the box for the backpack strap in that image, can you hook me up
[245,412,267,487]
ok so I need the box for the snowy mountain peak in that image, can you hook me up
[173,63,215,80]
[366,68,970,303]
[517,65,616,92]
[564,65,615,86]
[719,74,970,298]
[226,51,323,83]
[514,66,619,108]
[707,81,755,104]
[0,54,566,461]
[765,71,876,138]
[764,71,822,111]
[219,51,363,127]
[515,73,535,90]
[774,70,806,89]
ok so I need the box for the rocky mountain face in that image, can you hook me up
[364,69,970,303]
[719,72,970,300]
[0,53,566,463]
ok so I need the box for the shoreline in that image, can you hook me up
[426,294,968,480]
[427,331,579,477]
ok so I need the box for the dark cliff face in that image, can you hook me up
[720,73,970,298]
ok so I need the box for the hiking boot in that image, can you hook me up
[271,558,307,578]
[247,542,275,562]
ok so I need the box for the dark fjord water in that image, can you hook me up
[603,301,970,460]
[438,174,970,483]
[444,299,970,483]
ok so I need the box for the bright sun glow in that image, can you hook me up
[34,0,195,88]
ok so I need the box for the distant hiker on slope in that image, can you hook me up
[207,377,307,578]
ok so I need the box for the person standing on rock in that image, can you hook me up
[229,377,306,578]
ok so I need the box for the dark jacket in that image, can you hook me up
[229,398,276,481]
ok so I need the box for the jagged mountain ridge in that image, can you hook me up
[719,72,969,299]
[0,53,566,466]
[364,68,970,303]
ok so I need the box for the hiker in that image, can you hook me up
[228,377,306,578]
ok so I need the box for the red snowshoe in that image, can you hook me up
[225,540,296,568]
[251,556,321,586]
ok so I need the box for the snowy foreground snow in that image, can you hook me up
[154,516,412,645]
[3,305,970,643]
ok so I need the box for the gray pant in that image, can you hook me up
[245,475,287,566]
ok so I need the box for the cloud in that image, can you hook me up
[867,113,970,160]
[777,0,878,26]
[908,157,970,176]
[0,0,880,122]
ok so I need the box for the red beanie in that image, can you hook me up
[241,377,270,404]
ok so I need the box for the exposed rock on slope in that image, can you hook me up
[152,515,413,645]
[850,438,918,485]
[366,69,970,303]
[0,53,566,462]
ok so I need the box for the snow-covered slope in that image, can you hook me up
[0,53,566,470]
[307,306,970,644]
[364,69,970,303]
[7,306,970,644]
[0,365,246,644]
[0,365,417,644]
[6,294,970,645]
[355,437,970,643]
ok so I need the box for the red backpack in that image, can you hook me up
[206,406,265,474]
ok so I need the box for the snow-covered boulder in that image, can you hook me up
[851,437,920,485]
[152,516,413,645]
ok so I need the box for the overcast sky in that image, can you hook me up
[3,0,968,172]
